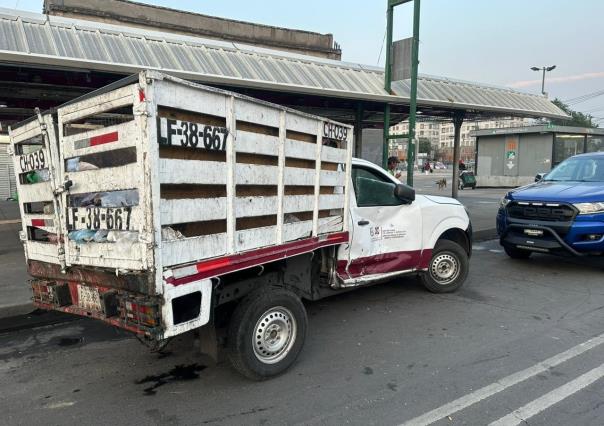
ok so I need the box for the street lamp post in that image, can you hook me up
[531,65,556,95]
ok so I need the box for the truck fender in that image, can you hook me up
[426,216,471,251]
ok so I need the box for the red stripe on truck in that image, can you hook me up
[90,131,119,146]
[31,219,47,227]
[166,231,349,286]
[336,248,432,280]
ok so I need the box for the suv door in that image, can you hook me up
[337,164,423,284]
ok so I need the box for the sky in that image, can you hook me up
[3,0,604,122]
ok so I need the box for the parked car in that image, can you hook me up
[497,152,604,259]
[434,162,447,170]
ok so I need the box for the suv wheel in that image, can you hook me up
[421,240,469,293]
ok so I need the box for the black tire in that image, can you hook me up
[421,240,469,293]
[471,184,476,190]
[504,245,532,259]
[227,288,307,380]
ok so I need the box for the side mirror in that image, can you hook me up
[394,183,415,203]
[535,173,546,182]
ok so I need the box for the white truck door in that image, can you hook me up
[337,163,424,284]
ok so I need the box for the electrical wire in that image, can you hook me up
[377,29,387,65]
[563,89,604,105]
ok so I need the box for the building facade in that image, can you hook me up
[390,117,534,163]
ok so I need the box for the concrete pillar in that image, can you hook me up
[451,111,465,199]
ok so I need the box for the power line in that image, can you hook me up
[563,89,604,105]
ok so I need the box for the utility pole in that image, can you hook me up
[383,0,421,187]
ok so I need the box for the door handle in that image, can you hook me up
[357,220,370,226]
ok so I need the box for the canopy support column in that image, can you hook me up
[451,111,465,199]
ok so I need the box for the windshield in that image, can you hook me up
[545,156,604,182]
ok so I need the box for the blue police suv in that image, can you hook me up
[497,152,604,259]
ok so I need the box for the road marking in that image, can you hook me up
[489,363,604,426]
[0,219,20,225]
[399,332,604,426]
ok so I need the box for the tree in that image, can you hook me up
[418,137,432,155]
[551,98,599,128]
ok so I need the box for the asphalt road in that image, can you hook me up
[2,240,604,426]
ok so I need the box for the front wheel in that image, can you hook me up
[421,240,469,293]
[227,288,307,380]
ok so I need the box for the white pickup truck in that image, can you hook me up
[9,71,471,380]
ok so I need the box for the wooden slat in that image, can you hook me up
[16,182,54,203]
[10,122,43,144]
[26,241,61,264]
[235,130,279,156]
[286,113,319,135]
[284,138,316,160]
[66,240,147,270]
[320,170,346,187]
[235,196,278,218]
[235,225,277,252]
[235,98,280,128]
[162,233,227,266]
[283,195,314,213]
[283,167,315,186]
[161,198,226,224]
[318,193,345,210]
[236,164,278,186]
[321,145,348,164]
[14,148,51,174]
[62,121,138,158]
[65,206,144,231]
[159,159,227,185]
[154,81,227,119]
[70,164,142,193]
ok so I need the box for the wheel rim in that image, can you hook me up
[252,306,297,364]
[430,252,460,285]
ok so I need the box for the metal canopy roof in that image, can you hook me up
[0,8,567,119]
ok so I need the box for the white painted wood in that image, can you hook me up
[236,226,277,252]
[13,148,51,173]
[312,121,323,236]
[68,164,141,193]
[284,195,314,213]
[286,113,319,135]
[225,95,236,254]
[235,98,280,128]
[318,193,345,211]
[276,111,286,244]
[162,233,227,266]
[60,90,134,124]
[283,220,313,242]
[236,164,278,186]
[65,206,144,232]
[284,138,315,160]
[283,167,315,186]
[153,79,227,118]
[26,241,61,264]
[10,121,43,143]
[235,196,278,218]
[320,169,346,187]
[159,159,227,185]
[161,198,226,224]
[61,121,138,158]
[66,239,147,270]
[343,124,353,233]
[15,182,54,203]
[321,145,348,164]
[235,130,279,156]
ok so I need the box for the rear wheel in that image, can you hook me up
[227,288,307,380]
[421,240,469,293]
[504,245,532,259]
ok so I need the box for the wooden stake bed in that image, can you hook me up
[9,71,353,296]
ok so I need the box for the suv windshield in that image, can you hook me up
[544,156,604,182]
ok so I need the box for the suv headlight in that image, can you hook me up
[573,202,604,215]
[499,197,511,209]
